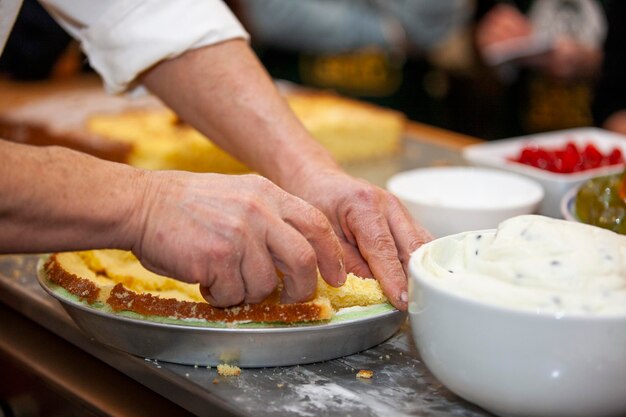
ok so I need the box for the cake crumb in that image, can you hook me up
[212,378,219,385]
[356,369,374,379]
[217,363,241,376]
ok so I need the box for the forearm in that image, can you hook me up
[0,140,144,253]
[141,39,341,192]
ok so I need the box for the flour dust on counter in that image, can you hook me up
[176,330,490,417]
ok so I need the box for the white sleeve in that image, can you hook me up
[0,0,23,56]
[39,0,249,94]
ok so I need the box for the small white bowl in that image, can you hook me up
[409,228,626,417]
[386,166,543,237]
[463,127,626,218]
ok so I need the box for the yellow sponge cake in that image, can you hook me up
[85,91,405,172]
[0,88,405,173]
[86,110,247,173]
[286,92,405,163]
[42,249,389,325]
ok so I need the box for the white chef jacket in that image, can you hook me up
[0,0,249,93]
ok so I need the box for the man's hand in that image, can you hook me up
[476,4,532,52]
[282,169,433,311]
[142,39,431,310]
[129,171,346,307]
[0,141,345,308]
[539,37,603,80]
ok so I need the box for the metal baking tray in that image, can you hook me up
[36,258,405,368]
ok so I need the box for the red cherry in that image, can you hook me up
[510,141,624,173]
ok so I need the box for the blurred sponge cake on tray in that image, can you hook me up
[0,87,406,172]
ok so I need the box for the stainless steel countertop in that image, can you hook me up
[0,139,491,417]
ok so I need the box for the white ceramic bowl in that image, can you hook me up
[386,166,543,237]
[409,231,626,417]
[463,127,626,218]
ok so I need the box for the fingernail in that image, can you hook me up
[400,291,408,303]
[337,259,346,285]
[280,292,294,304]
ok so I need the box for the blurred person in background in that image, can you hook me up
[233,0,473,126]
[592,1,626,135]
[476,0,605,82]
[458,0,608,139]
[0,0,431,310]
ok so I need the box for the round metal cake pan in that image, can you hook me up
[37,262,405,367]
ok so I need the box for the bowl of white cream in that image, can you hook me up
[409,214,626,417]
[387,166,544,238]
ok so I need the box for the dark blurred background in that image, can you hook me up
[3,0,625,141]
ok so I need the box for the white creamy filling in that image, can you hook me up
[415,215,626,315]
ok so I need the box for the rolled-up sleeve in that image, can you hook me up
[40,0,249,93]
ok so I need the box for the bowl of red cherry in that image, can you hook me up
[463,127,626,218]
